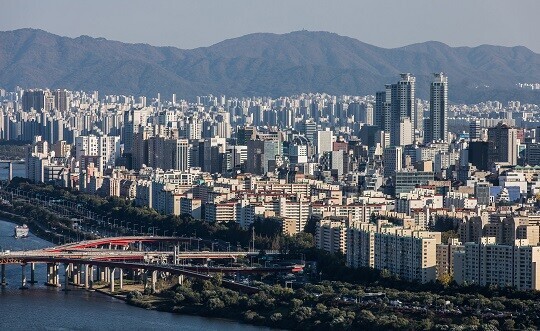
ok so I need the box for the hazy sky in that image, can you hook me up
[2,0,539,52]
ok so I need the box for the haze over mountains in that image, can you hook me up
[0,28,539,103]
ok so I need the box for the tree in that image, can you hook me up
[252,216,282,238]
[380,269,392,279]
[437,272,453,287]
[292,306,312,323]
[303,215,320,235]
[502,319,516,331]
[207,298,225,310]
[212,273,223,287]
[291,298,303,309]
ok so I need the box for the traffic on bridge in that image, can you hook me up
[0,235,304,294]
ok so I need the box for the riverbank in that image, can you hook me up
[0,205,280,330]
[91,281,276,330]
[0,209,65,245]
[0,209,48,240]
[0,218,271,331]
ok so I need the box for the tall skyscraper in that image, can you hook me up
[415,100,424,133]
[488,123,518,166]
[384,74,416,146]
[300,120,317,145]
[236,126,256,145]
[426,73,448,143]
[165,138,190,171]
[469,120,482,141]
[383,146,403,177]
[374,91,386,129]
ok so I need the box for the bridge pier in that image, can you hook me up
[119,268,123,290]
[178,274,184,285]
[20,263,28,290]
[1,264,7,286]
[72,264,81,286]
[46,263,60,287]
[54,263,60,286]
[98,267,104,282]
[134,269,142,284]
[29,262,37,284]
[151,270,156,293]
[62,263,70,291]
[110,268,115,293]
[70,264,76,285]
[46,263,52,285]
[84,264,89,289]
[88,265,94,290]
[142,270,147,289]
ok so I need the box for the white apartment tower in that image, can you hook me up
[316,129,334,156]
[75,135,120,172]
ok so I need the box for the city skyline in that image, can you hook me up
[1,0,539,52]
[3,2,540,330]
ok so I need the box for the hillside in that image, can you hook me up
[0,29,539,103]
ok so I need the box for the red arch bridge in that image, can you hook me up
[0,236,304,294]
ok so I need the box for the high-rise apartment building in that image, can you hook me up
[52,89,70,112]
[426,73,448,143]
[315,218,349,255]
[22,89,46,112]
[453,238,540,291]
[391,74,416,146]
[316,129,334,155]
[75,135,120,172]
[379,74,416,146]
[345,222,440,284]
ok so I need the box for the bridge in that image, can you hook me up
[0,236,303,294]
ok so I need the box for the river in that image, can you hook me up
[0,219,267,331]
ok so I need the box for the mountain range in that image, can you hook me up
[0,28,539,104]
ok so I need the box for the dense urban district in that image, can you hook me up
[1,72,540,329]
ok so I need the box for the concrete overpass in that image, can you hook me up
[0,236,302,294]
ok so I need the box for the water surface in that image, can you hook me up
[0,219,267,331]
